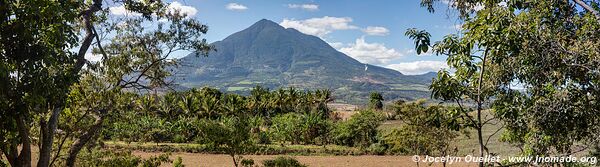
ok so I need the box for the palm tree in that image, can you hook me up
[314,89,334,117]
[178,89,201,115]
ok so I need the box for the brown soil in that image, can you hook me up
[133,151,478,167]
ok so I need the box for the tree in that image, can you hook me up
[1,0,213,166]
[368,92,384,110]
[332,110,385,148]
[59,7,213,166]
[415,0,600,165]
[384,100,463,167]
[197,116,253,167]
[406,27,496,167]
[1,0,80,166]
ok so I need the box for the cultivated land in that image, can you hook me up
[101,110,519,167]
[132,152,477,167]
[4,109,520,167]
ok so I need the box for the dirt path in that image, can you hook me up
[133,151,477,167]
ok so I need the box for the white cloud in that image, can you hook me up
[226,3,248,11]
[473,4,485,11]
[85,52,102,62]
[386,61,448,75]
[167,2,197,17]
[362,26,390,36]
[328,42,345,49]
[441,0,485,11]
[449,24,462,30]
[280,16,358,38]
[109,2,197,18]
[339,37,403,65]
[109,5,142,16]
[288,4,319,11]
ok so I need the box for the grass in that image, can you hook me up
[451,116,520,156]
[377,110,521,157]
[226,86,250,91]
[237,80,257,85]
[106,141,366,156]
[389,84,430,91]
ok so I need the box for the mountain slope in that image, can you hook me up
[175,19,433,104]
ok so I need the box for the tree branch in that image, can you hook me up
[74,0,103,74]
[573,0,600,21]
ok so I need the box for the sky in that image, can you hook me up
[108,0,466,75]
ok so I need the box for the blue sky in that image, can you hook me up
[109,0,464,75]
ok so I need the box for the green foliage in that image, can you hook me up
[240,158,255,167]
[75,148,170,167]
[417,0,600,158]
[270,112,332,145]
[196,116,252,167]
[368,92,384,110]
[172,157,184,167]
[141,154,171,167]
[405,28,431,54]
[271,113,304,144]
[381,100,463,166]
[262,156,307,167]
[332,110,385,148]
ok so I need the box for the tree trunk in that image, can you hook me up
[74,0,102,75]
[15,114,32,167]
[65,113,104,167]
[231,154,238,167]
[476,110,484,167]
[37,107,61,167]
[475,50,488,167]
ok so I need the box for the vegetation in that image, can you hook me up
[368,92,384,110]
[2,0,600,166]
[262,156,307,167]
[410,0,600,166]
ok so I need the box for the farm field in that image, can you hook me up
[132,152,477,167]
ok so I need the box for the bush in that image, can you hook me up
[271,113,303,144]
[270,112,332,145]
[141,154,171,167]
[196,117,253,167]
[75,148,170,167]
[332,110,385,148]
[240,158,255,167]
[172,157,184,167]
[367,143,387,155]
[384,100,461,156]
[262,156,306,167]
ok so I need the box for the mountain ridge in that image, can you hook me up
[175,19,433,104]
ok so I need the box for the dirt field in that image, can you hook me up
[133,151,478,167]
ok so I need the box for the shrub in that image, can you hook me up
[271,113,303,144]
[332,110,385,148]
[270,112,332,145]
[172,157,184,167]
[384,100,461,156]
[367,143,387,155]
[262,156,306,167]
[196,117,253,167]
[240,158,255,167]
[141,154,171,167]
[75,148,170,167]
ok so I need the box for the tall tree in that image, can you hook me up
[1,0,80,166]
[368,92,384,110]
[0,0,212,166]
[59,5,213,166]
[415,0,600,165]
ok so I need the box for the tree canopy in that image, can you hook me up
[412,0,600,165]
